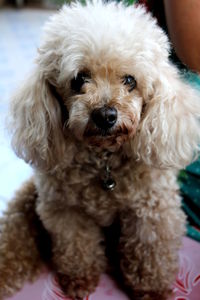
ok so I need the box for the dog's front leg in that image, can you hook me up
[119,204,186,300]
[39,207,107,299]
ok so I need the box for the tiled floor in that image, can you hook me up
[0,8,53,215]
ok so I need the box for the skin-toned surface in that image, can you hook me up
[164,0,200,73]
[1,1,200,299]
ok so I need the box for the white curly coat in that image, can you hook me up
[6,1,200,299]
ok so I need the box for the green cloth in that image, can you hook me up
[178,72,200,242]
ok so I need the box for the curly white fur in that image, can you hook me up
[5,1,200,299]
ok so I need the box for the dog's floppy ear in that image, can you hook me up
[132,64,200,168]
[9,68,66,170]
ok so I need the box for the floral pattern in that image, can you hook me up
[42,275,70,300]
[170,237,200,300]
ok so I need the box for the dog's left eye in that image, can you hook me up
[122,75,137,92]
[71,72,91,93]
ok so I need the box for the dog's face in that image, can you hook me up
[10,1,200,170]
[66,58,143,151]
[40,2,168,153]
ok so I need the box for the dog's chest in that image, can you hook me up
[60,151,135,226]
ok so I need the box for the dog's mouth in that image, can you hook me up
[84,121,136,149]
[84,127,121,137]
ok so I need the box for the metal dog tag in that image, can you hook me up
[100,157,116,191]
[101,177,116,191]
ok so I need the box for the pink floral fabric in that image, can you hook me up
[170,237,200,300]
[6,237,200,300]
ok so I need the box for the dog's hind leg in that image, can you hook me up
[0,179,49,299]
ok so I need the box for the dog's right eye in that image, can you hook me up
[71,72,91,93]
[122,75,137,92]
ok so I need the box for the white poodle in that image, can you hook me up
[0,1,200,300]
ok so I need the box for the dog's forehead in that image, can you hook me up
[82,53,136,77]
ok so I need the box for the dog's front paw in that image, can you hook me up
[57,272,100,299]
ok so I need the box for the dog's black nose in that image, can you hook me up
[91,106,117,130]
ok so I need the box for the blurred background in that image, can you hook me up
[0,0,67,9]
[0,0,69,214]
